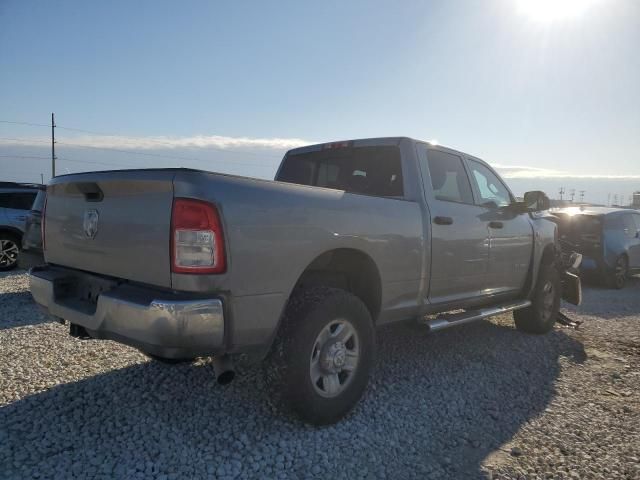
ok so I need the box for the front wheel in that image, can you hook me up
[605,255,628,289]
[264,287,375,425]
[514,262,561,334]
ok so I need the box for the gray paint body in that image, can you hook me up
[36,137,556,359]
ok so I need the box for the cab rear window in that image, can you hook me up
[277,146,403,198]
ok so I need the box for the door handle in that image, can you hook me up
[433,216,453,225]
[489,221,504,229]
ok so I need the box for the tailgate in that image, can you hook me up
[45,170,176,288]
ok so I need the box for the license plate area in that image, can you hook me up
[52,271,118,314]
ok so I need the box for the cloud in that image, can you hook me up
[0,134,311,151]
[491,163,640,180]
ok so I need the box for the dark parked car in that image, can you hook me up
[0,182,41,271]
[18,188,46,270]
[552,207,640,288]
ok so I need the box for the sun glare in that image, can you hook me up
[516,0,599,22]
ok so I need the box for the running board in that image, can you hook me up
[425,300,531,332]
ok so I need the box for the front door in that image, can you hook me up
[417,145,490,305]
[465,158,533,293]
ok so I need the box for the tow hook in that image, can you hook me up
[557,311,583,329]
[69,323,92,339]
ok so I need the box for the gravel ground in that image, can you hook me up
[1,270,638,479]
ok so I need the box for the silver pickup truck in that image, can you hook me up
[30,137,580,424]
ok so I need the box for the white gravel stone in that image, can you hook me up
[1,270,639,479]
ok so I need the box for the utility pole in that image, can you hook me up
[570,188,575,203]
[51,112,56,178]
[559,187,565,201]
[579,190,585,203]
[40,173,44,184]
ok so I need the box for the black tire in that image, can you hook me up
[514,261,561,334]
[264,287,375,425]
[605,255,628,290]
[0,233,21,272]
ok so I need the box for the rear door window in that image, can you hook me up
[277,146,404,198]
[424,150,474,204]
[0,192,37,210]
[622,214,637,238]
[9,192,37,210]
[0,194,11,209]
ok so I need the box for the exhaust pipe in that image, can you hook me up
[211,355,235,385]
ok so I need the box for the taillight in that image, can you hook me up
[171,198,226,274]
[41,195,47,251]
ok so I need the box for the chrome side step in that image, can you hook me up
[425,300,531,332]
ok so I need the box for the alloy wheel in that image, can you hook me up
[0,239,19,269]
[541,280,555,321]
[614,257,628,288]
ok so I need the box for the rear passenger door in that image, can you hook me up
[465,158,533,294]
[4,192,36,232]
[416,145,490,305]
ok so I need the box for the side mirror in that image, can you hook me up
[523,191,550,212]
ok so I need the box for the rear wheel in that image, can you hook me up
[514,261,560,334]
[0,234,20,271]
[605,255,628,289]
[265,287,375,425]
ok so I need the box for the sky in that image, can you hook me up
[1,0,639,205]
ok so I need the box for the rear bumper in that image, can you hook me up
[30,266,225,359]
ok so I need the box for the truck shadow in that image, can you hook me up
[1,319,585,479]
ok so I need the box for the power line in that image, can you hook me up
[0,138,274,168]
[1,135,279,167]
[0,120,50,128]
[0,167,46,175]
[55,140,274,167]
[0,151,137,169]
[0,136,50,144]
[57,157,139,168]
[0,154,51,160]
[55,130,283,159]
[0,118,285,159]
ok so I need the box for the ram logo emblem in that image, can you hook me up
[83,209,99,239]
